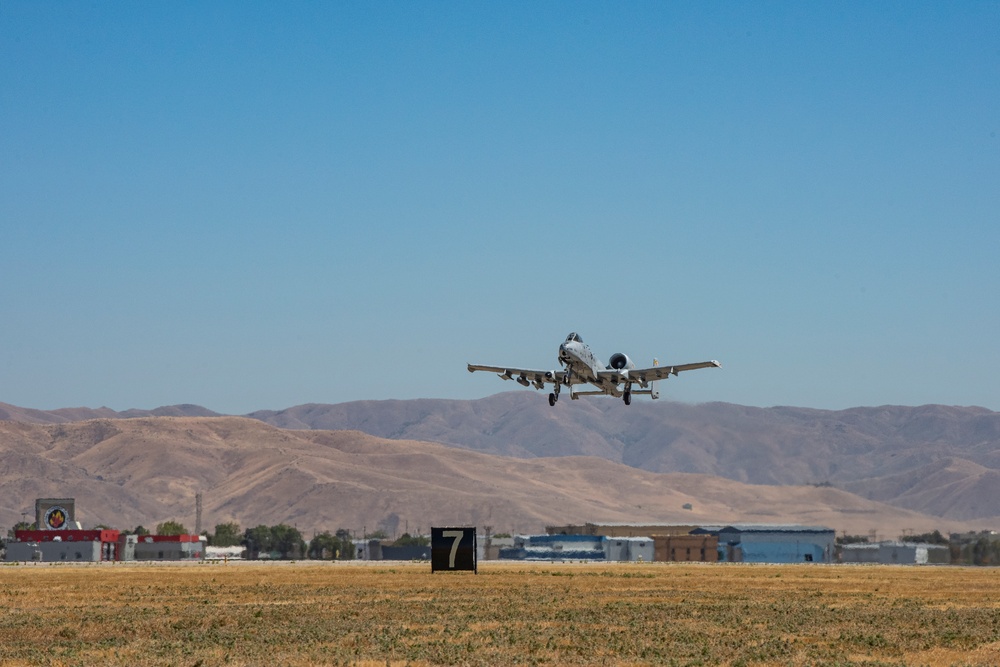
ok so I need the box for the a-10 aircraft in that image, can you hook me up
[468,332,721,406]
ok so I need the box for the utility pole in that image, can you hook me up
[195,492,203,535]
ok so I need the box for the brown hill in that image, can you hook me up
[0,416,989,538]
[248,394,1000,520]
[0,402,219,424]
[842,458,1000,521]
[5,395,999,523]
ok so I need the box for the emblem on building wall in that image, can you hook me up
[44,506,68,530]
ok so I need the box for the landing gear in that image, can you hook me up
[552,371,574,405]
[549,381,562,407]
[623,390,632,406]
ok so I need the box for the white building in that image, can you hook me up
[604,536,654,562]
[841,542,950,565]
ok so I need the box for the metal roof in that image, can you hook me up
[693,523,834,534]
[722,523,834,533]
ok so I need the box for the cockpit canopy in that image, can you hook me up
[565,332,583,344]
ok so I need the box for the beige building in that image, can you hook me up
[654,534,719,562]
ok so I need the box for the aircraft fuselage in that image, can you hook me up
[558,337,602,383]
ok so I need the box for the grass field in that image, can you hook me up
[2,561,999,666]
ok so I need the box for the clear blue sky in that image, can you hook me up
[2,2,998,414]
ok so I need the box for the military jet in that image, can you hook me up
[468,332,720,406]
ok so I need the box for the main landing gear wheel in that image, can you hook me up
[623,392,632,406]
[549,392,558,406]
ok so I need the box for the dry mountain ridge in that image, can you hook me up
[0,402,220,424]
[248,393,1000,521]
[0,416,988,538]
[4,395,999,523]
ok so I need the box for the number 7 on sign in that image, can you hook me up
[443,530,464,568]
[431,526,476,573]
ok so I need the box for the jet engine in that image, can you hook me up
[608,353,635,371]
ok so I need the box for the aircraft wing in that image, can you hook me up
[597,360,721,385]
[626,360,721,384]
[467,364,561,387]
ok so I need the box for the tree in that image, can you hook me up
[907,530,949,545]
[308,531,338,560]
[306,529,360,560]
[210,522,242,547]
[393,532,430,547]
[156,520,188,536]
[333,529,356,560]
[271,524,305,559]
[968,537,1000,566]
[8,521,34,538]
[243,525,274,559]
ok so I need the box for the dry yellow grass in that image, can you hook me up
[2,561,999,666]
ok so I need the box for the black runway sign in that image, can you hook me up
[431,527,477,573]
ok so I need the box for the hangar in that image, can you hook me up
[693,524,835,563]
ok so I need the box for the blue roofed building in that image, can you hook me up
[693,524,835,563]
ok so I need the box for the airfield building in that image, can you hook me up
[691,524,836,563]
[654,534,720,562]
[604,536,655,562]
[132,534,206,561]
[6,529,123,562]
[379,544,432,560]
[499,534,607,561]
[4,530,207,562]
[841,542,950,565]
